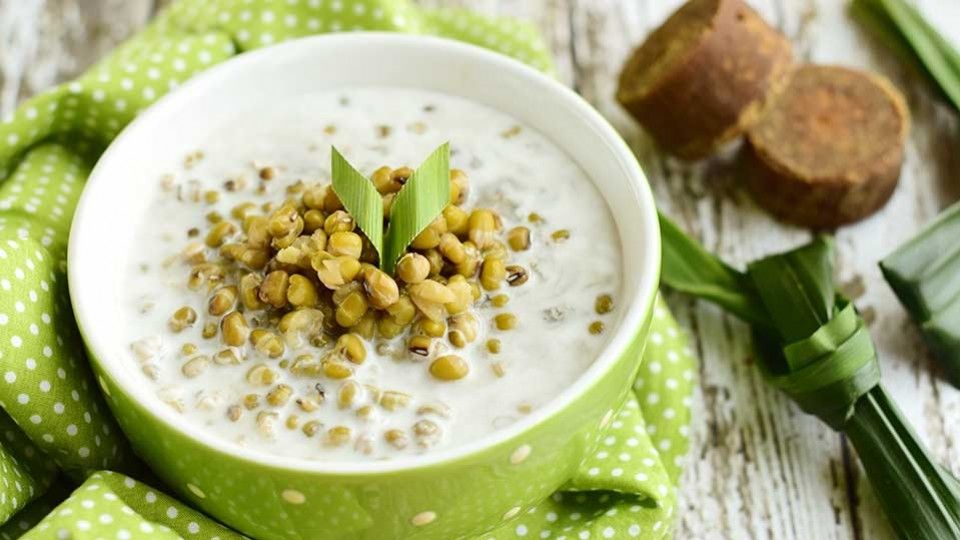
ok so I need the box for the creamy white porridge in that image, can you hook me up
[121,87,622,461]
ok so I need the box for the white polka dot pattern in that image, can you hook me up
[0,2,696,539]
[0,146,136,483]
[480,297,694,539]
[18,472,239,539]
[0,408,57,528]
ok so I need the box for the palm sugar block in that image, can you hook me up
[616,0,793,159]
[743,64,909,229]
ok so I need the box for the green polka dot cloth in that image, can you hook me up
[0,1,697,538]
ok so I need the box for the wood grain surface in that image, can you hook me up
[2,1,959,538]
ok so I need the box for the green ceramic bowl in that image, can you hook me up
[68,33,661,540]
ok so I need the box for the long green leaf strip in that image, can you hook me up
[881,200,960,385]
[330,143,450,275]
[331,146,384,262]
[876,0,960,109]
[852,0,960,111]
[659,212,960,539]
[657,213,769,328]
[382,142,450,274]
[740,236,882,428]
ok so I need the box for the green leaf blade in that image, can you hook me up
[659,212,960,537]
[746,236,836,343]
[881,200,960,384]
[850,0,921,69]
[382,143,450,275]
[331,147,384,263]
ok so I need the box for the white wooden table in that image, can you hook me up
[2,1,959,538]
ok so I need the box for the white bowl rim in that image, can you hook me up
[68,32,661,475]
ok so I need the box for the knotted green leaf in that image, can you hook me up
[847,387,960,540]
[743,237,878,427]
[746,236,835,343]
[659,211,960,539]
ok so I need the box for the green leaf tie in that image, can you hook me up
[331,146,384,263]
[330,143,450,275]
[382,143,450,274]
[660,211,960,538]
[768,303,881,430]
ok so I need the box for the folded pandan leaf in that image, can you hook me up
[881,201,960,384]
[381,143,450,275]
[330,143,450,275]
[331,147,385,263]
[660,212,960,539]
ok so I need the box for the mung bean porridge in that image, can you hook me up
[121,87,623,461]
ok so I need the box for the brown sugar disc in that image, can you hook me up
[616,0,793,160]
[744,64,910,229]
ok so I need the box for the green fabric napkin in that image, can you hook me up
[0,1,698,539]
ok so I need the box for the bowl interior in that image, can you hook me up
[68,33,660,473]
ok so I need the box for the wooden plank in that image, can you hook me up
[563,0,958,538]
[564,0,855,537]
